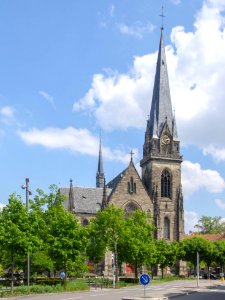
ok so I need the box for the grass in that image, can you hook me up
[0,279,89,298]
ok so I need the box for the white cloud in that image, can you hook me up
[73,0,225,161]
[182,160,225,197]
[170,0,181,4]
[0,106,16,125]
[203,145,225,162]
[0,106,14,118]
[109,4,115,17]
[0,203,5,211]
[17,127,137,164]
[215,198,225,210]
[39,91,55,107]
[118,22,155,39]
[184,210,199,233]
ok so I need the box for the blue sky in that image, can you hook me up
[0,0,225,233]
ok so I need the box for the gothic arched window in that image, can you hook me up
[124,202,139,214]
[127,177,136,194]
[161,169,171,198]
[82,219,89,226]
[163,217,170,240]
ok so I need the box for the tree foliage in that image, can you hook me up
[194,216,225,234]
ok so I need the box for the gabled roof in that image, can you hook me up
[148,28,178,140]
[59,186,112,214]
[107,166,128,191]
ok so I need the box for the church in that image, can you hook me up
[59,26,185,275]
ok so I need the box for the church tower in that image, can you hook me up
[96,138,105,188]
[140,27,184,241]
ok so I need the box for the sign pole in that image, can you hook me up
[197,252,199,288]
[139,274,150,298]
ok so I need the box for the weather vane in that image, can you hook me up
[159,5,166,29]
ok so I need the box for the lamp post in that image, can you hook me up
[21,178,32,287]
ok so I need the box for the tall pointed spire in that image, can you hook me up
[148,27,178,139]
[96,136,105,188]
[68,179,75,212]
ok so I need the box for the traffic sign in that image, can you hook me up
[140,273,150,285]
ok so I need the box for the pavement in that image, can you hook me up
[121,279,225,300]
[1,279,225,300]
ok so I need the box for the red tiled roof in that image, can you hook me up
[184,232,225,241]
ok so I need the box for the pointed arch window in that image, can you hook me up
[124,202,139,216]
[164,217,170,240]
[161,169,171,198]
[127,177,136,194]
[82,219,89,226]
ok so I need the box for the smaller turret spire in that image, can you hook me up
[96,137,105,188]
[68,179,75,212]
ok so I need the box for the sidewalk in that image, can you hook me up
[122,279,225,300]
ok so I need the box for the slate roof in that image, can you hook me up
[107,167,128,191]
[148,28,178,139]
[59,187,112,214]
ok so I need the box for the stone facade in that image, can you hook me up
[107,160,153,214]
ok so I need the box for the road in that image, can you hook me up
[2,279,225,300]
[175,291,225,299]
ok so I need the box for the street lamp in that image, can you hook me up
[21,178,32,287]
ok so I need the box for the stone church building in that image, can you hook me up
[59,27,185,275]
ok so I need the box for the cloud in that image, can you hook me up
[73,0,225,161]
[184,210,199,233]
[0,203,5,211]
[39,91,55,107]
[215,198,225,210]
[109,4,115,17]
[118,22,155,39]
[0,106,15,125]
[17,127,138,164]
[203,145,225,162]
[182,160,225,197]
[170,0,181,5]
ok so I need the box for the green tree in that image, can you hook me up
[201,240,217,277]
[194,216,225,234]
[0,194,34,290]
[179,236,208,274]
[120,210,155,279]
[41,186,88,277]
[214,240,225,272]
[88,205,125,281]
[155,240,179,278]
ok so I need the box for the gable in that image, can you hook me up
[108,161,153,214]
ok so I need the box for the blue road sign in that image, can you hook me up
[60,271,66,280]
[140,273,150,285]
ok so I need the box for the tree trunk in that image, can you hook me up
[161,267,164,279]
[10,262,14,293]
[135,259,138,279]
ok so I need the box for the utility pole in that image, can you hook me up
[197,252,199,288]
[22,178,31,287]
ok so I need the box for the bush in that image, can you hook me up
[119,277,139,284]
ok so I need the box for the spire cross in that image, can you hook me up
[159,6,166,29]
[130,149,135,162]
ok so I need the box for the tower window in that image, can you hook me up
[161,169,171,198]
[163,217,170,240]
[127,177,136,194]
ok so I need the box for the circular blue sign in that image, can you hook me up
[60,271,66,280]
[140,274,150,285]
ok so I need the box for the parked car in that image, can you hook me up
[203,272,220,279]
